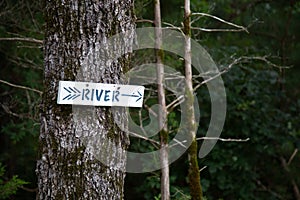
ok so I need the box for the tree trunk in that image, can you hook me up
[154,0,170,199]
[36,0,134,199]
[183,0,203,199]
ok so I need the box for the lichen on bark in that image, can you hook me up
[36,0,135,199]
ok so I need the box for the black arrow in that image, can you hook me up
[63,87,81,100]
[121,91,142,102]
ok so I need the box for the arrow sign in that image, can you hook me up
[62,87,81,100]
[57,81,145,107]
[121,91,143,102]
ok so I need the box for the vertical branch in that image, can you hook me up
[184,0,192,93]
[183,0,203,199]
[154,0,169,199]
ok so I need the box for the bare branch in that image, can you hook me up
[280,156,300,200]
[144,104,158,117]
[193,55,290,91]
[172,138,187,148]
[162,22,185,36]
[163,13,250,34]
[193,70,226,91]
[287,148,298,166]
[26,1,41,31]
[20,186,38,193]
[136,19,154,24]
[7,56,43,70]
[166,95,184,112]
[0,37,43,44]
[138,109,150,137]
[191,27,247,33]
[129,107,160,149]
[0,79,42,95]
[171,187,191,199]
[196,137,250,142]
[256,179,284,199]
[237,55,291,69]
[17,45,43,49]
[128,131,160,147]
[1,103,25,119]
[191,12,248,33]
[199,166,207,172]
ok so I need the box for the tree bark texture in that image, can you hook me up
[36,0,134,199]
[154,0,170,200]
[183,0,203,199]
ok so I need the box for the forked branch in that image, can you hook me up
[0,37,43,44]
[0,79,42,95]
[191,12,248,33]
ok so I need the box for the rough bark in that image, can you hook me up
[154,0,169,199]
[183,0,203,199]
[36,0,134,199]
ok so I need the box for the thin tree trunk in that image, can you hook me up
[183,0,203,199]
[154,0,169,199]
[36,0,134,199]
[280,156,300,200]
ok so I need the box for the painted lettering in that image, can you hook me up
[91,89,94,101]
[112,90,120,102]
[84,89,90,100]
[104,90,111,101]
[96,89,104,101]
[82,89,85,100]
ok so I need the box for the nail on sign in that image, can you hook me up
[57,81,145,107]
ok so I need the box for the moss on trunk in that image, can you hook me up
[36,1,134,199]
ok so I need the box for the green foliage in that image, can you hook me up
[0,1,43,199]
[129,0,300,200]
[195,1,300,199]
[0,163,28,199]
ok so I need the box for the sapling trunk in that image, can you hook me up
[154,0,170,199]
[183,0,203,199]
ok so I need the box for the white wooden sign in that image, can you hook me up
[57,81,145,107]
